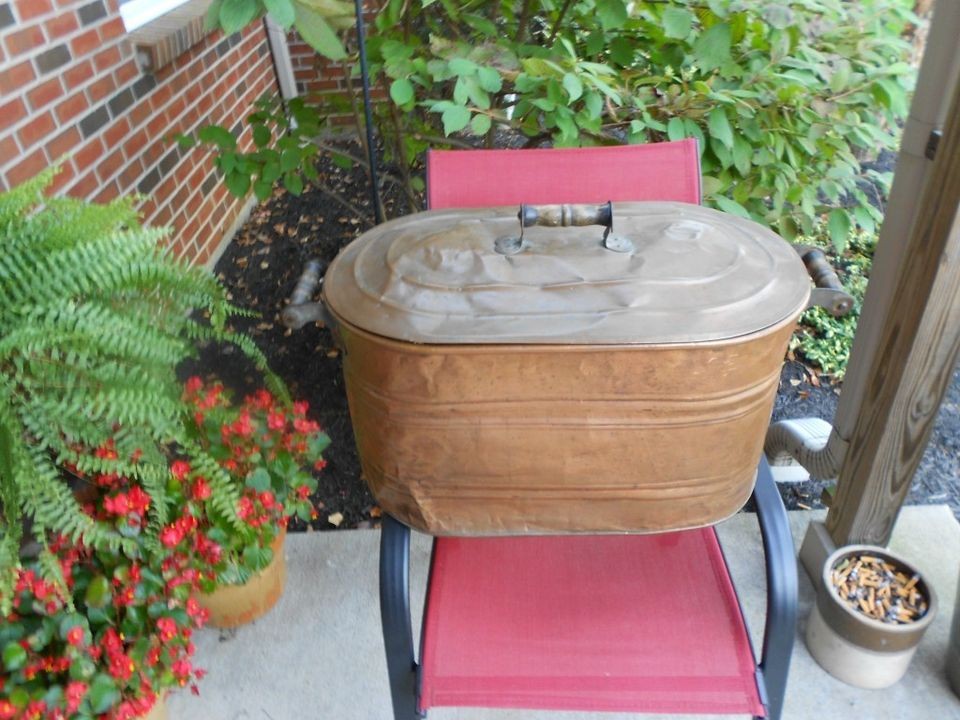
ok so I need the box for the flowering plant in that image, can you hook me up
[0,445,207,720]
[165,378,329,590]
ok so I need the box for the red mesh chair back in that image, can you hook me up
[416,140,765,717]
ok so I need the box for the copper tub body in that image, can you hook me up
[335,315,797,535]
[319,202,827,535]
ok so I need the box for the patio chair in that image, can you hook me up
[380,140,797,720]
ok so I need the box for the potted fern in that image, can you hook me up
[0,169,282,716]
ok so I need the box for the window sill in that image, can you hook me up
[128,0,215,73]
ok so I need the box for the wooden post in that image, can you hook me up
[825,71,960,546]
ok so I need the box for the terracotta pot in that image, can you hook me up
[806,544,937,689]
[197,528,287,628]
[139,695,167,720]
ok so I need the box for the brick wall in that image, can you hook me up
[0,0,279,265]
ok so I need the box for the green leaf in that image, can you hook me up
[441,105,471,136]
[283,171,303,194]
[707,108,734,150]
[247,467,271,492]
[175,133,195,149]
[84,575,111,609]
[731,134,752,175]
[448,57,477,76]
[390,78,414,105]
[608,36,634,66]
[3,642,26,671]
[666,117,685,142]
[253,178,273,201]
[197,125,237,151]
[225,170,251,197]
[597,0,627,31]
[584,92,603,120]
[853,205,876,234]
[762,4,794,29]
[253,124,271,148]
[663,7,694,39]
[205,0,224,31]
[827,208,852,251]
[295,4,347,60]
[88,674,120,714]
[693,23,731,71]
[280,148,300,172]
[476,66,502,93]
[263,0,295,28]
[562,73,583,102]
[470,113,491,136]
[713,194,752,219]
[219,0,258,35]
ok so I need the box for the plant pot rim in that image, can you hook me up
[819,544,937,649]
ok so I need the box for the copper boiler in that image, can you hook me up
[290,202,849,535]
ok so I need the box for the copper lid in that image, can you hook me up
[323,201,811,344]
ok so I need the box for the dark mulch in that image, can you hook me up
[185,142,960,530]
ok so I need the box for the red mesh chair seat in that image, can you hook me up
[419,529,764,716]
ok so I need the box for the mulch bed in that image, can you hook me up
[183,141,960,531]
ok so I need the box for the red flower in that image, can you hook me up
[66,626,85,647]
[0,700,15,720]
[64,681,88,713]
[314,458,328,472]
[259,491,275,510]
[237,497,255,520]
[296,484,311,500]
[191,476,212,501]
[103,492,130,516]
[185,376,203,394]
[157,617,177,642]
[293,400,309,416]
[160,525,184,548]
[294,417,320,434]
[171,460,191,481]
[267,411,286,431]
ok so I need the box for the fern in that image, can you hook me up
[0,168,280,612]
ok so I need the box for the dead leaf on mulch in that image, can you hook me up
[327,512,344,527]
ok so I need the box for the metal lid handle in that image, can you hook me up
[495,202,634,255]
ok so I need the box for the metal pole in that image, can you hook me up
[354,0,384,224]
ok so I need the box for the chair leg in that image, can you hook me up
[380,514,421,719]
[753,457,798,720]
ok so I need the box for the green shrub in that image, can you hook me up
[200,1,916,245]
[0,169,279,609]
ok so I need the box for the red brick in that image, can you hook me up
[44,11,79,39]
[93,181,118,204]
[148,83,172,111]
[118,158,143,188]
[7,148,47,186]
[63,59,94,90]
[102,117,129,149]
[124,129,145,158]
[15,0,53,20]
[96,148,124,182]
[145,110,166,138]
[98,17,125,41]
[0,60,35,94]
[17,111,55,148]
[0,97,27,131]
[113,59,137,85]
[0,136,18,167]
[55,91,88,123]
[74,137,104,172]
[154,206,173,228]
[26,77,62,111]
[70,29,99,58]
[48,161,75,195]
[48,127,81,159]
[129,97,152,127]
[92,46,120,73]
[68,170,99,199]
[4,23,45,56]
[86,74,115,103]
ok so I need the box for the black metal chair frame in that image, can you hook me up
[380,456,797,720]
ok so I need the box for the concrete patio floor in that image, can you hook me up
[169,506,960,719]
